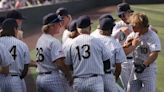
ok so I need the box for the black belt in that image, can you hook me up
[11,74,20,76]
[39,71,52,75]
[127,57,133,59]
[74,74,98,78]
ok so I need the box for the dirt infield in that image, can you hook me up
[23,5,116,92]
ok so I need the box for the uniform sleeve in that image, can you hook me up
[23,44,30,64]
[124,32,135,44]
[50,40,65,62]
[149,33,161,52]
[62,30,70,43]
[115,46,127,63]
[112,28,121,40]
[64,44,73,65]
[112,22,121,33]
[100,41,113,61]
[0,46,14,67]
[62,41,72,65]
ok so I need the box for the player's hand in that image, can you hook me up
[120,27,131,36]
[123,38,133,48]
[132,37,140,47]
[65,73,73,86]
[134,63,146,73]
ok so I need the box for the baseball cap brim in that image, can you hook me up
[49,16,63,24]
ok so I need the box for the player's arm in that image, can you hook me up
[20,64,29,79]
[0,66,9,75]
[123,37,140,55]
[135,51,159,73]
[29,60,37,67]
[53,57,73,86]
[143,51,159,67]
[114,63,121,81]
[20,46,30,79]
[144,34,161,66]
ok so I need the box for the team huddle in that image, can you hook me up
[0,2,161,92]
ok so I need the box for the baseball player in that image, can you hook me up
[90,13,116,37]
[6,10,25,40]
[124,13,161,92]
[111,3,134,91]
[63,20,79,55]
[62,20,79,92]
[56,7,72,43]
[0,44,15,92]
[65,15,112,92]
[6,10,29,92]
[35,13,72,92]
[0,18,30,92]
[91,16,126,92]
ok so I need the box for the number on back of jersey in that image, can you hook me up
[36,48,44,62]
[75,44,91,61]
[10,45,17,60]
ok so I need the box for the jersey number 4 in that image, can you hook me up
[10,45,17,60]
[36,48,44,62]
[75,44,90,61]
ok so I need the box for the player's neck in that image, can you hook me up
[139,28,148,35]
[79,30,90,35]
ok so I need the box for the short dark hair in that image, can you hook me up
[1,18,18,37]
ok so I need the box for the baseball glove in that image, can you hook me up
[134,63,146,73]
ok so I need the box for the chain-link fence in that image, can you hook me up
[0,0,81,11]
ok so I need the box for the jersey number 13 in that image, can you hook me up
[75,44,90,61]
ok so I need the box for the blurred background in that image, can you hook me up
[0,0,80,10]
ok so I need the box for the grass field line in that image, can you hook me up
[132,6,164,13]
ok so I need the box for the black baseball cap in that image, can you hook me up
[77,15,92,28]
[56,7,69,16]
[43,13,63,25]
[99,18,115,31]
[68,20,77,32]
[2,18,18,30]
[6,10,25,20]
[117,3,134,16]
[99,14,116,22]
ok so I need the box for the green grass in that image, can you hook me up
[30,4,164,92]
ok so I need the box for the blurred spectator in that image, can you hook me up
[0,0,15,10]
[41,0,52,5]
[0,0,79,10]
[15,0,27,9]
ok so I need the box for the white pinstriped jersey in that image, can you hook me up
[65,34,111,77]
[90,29,101,37]
[126,29,161,68]
[62,38,73,56]
[0,37,30,75]
[62,29,71,43]
[0,44,14,67]
[36,33,65,73]
[112,20,133,45]
[91,33,126,65]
